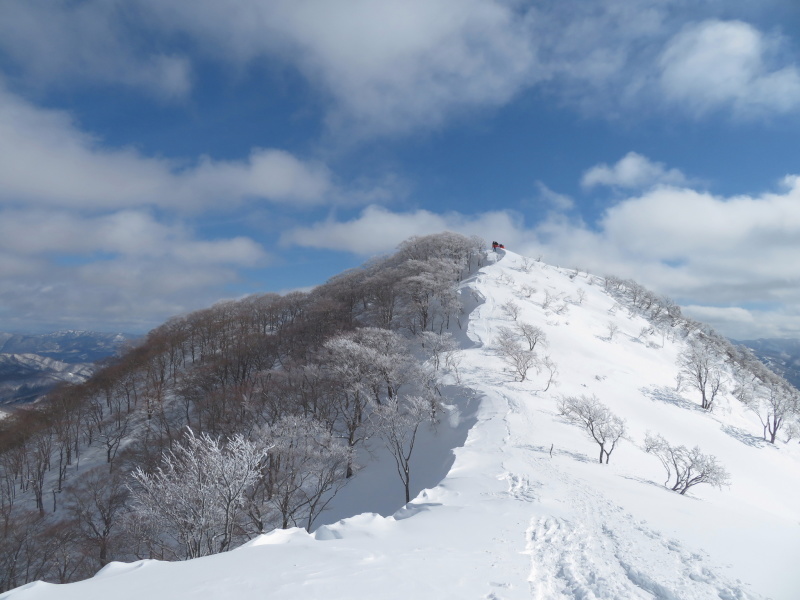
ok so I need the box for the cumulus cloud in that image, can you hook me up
[659,20,800,116]
[0,208,271,332]
[534,182,575,212]
[4,1,800,134]
[0,209,267,265]
[137,0,543,137]
[0,85,332,209]
[284,168,800,339]
[581,152,688,190]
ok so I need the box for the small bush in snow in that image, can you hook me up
[644,432,730,495]
[502,300,521,321]
[496,327,538,382]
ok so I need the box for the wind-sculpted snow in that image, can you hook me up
[3,249,799,600]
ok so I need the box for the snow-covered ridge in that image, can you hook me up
[3,249,798,600]
[0,330,134,405]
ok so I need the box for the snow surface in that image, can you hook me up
[3,250,799,600]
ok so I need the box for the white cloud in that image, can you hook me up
[4,2,800,135]
[137,0,543,137]
[0,207,271,333]
[284,168,800,339]
[581,152,688,190]
[281,205,522,255]
[0,0,191,100]
[535,182,575,211]
[659,20,800,116]
[0,209,268,266]
[0,86,332,209]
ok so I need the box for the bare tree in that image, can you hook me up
[558,395,626,464]
[516,322,546,351]
[742,379,799,444]
[518,257,535,273]
[501,300,521,321]
[541,290,554,310]
[373,395,435,504]
[538,355,558,392]
[65,467,129,569]
[644,433,730,495]
[678,340,724,410]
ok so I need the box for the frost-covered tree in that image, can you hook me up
[558,395,626,464]
[130,429,263,559]
[246,416,351,533]
[347,328,419,403]
[678,340,724,410]
[496,327,538,382]
[644,433,730,495]
[401,257,462,333]
[421,331,461,379]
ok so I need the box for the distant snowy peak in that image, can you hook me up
[0,330,136,364]
[0,353,95,405]
[739,338,800,390]
[0,330,136,405]
[0,353,93,376]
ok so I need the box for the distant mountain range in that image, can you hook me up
[0,331,137,406]
[738,338,800,390]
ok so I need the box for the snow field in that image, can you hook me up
[3,249,799,600]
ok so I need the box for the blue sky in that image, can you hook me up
[2,0,800,339]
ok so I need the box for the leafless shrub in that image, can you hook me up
[502,300,521,321]
[644,433,730,495]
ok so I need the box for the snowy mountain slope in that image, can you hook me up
[0,331,132,364]
[0,354,94,406]
[0,331,134,405]
[3,250,799,600]
[740,338,800,391]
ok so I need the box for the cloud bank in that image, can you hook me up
[285,159,800,339]
[3,1,800,138]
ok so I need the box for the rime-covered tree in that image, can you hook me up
[130,430,263,559]
[644,433,730,495]
[246,416,351,532]
[496,327,538,382]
